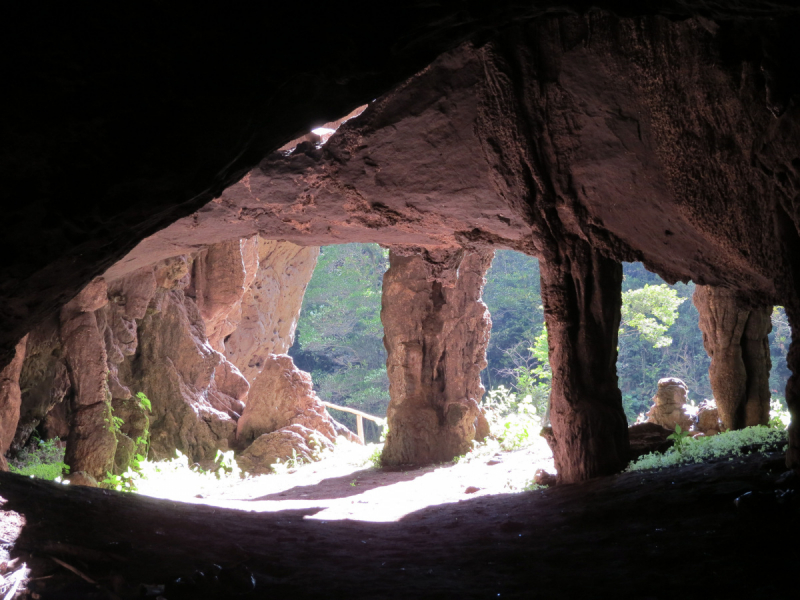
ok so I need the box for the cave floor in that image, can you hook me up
[0,450,797,599]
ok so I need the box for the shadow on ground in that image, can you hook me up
[0,451,798,599]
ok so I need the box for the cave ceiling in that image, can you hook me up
[4,2,800,365]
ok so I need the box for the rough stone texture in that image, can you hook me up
[225,240,319,383]
[693,286,772,430]
[236,423,335,476]
[380,248,493,466]
[7,7,800,480]
[0,337,27,469]
[628,423,674,460]
[696,399,723,435]
[14,316,71,451]
[539,237,629,484]
[645,378,695,432]
[59,279,118,481]
[237,354,339,447]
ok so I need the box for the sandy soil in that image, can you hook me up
[0,447,797,599]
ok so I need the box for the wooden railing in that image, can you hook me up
[322,401,385,444]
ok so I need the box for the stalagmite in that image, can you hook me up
[380,247,493,466]
[693,286,772,430]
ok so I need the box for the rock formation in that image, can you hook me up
[695,400,723,436]
[59,278,117,483]
[6,6,800,483]
[645,378,695,432]
[538,238,629,484]
[380,248,493,466]
[236,424,335,476]
[693,286,772,430]
[0,337,27,470]
[225,240,319,384]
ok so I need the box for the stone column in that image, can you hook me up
[693,285,772,430]
[539,237,629,484]
[380,247,493,466]
[60,278,117,485]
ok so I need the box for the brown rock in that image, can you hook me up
[236,424,333,475]
[14,316,71,451]
[380,248,493,466]
[0,336,28,467]
[237,354,339,446]
[225,239,319,383]
[533,469,558,487]
[66,471,99,488]
[693,286,772,430]
[696,399,723,436]
[60,284,117,480]
[645,378,695,432]
[539,237,629,484]
[628,423,674,461]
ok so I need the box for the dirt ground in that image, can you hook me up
[0,447,798,599]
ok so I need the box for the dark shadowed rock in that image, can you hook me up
[694,286,772,430]
[0,337,27,470]
[628,423,674,461]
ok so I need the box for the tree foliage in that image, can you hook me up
[620,284,685,348]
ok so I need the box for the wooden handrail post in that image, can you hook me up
[357,415,364,444]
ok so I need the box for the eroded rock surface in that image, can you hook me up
[539,238,629,484]
[0,337,27,470]
[645,378,695,432]
[237,354,341,447]
[693,286,772,430]
[380,248,493,466]
[225,240,319,383]
[236,423,335,475]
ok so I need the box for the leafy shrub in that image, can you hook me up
[627,425,788,472]
[483,386,542,451]
[9,437,69,481]
[769,398,791,430]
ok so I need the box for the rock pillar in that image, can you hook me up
[539,237,629,484]
[380,248,493,466]
[693,285,772,430]
[60,278,117,484]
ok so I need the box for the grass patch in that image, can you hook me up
[627,425,789,472]
[8,437,69,481]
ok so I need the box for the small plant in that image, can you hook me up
[769,397,791,430]
[666,424,692,453]
[136,392,152,412]
[8,437,69,481]
[368,445,383,468]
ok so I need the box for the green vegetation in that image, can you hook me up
[290,246,791,436]
[626,425,789,472]
[290,244,389,441]
[9,437,69,481]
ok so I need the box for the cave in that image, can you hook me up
[2,2,800,598]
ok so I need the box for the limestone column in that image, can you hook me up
[60,278,117,484]
[0,336,28,470]
[539,237,629,484]
[693,285,772,430]
[380,247,493,466]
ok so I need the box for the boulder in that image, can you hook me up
[236,424,334,475]
[237,354,340,446]
[696,399,723,436]
[628,422,674,461]
[645,378,695,432]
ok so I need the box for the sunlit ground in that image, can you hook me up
[133,437,555,523]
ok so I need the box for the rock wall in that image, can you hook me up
[380,248,493,466]
[225,240,319,384]
[693,286,772,430]
[0,337,28,470]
